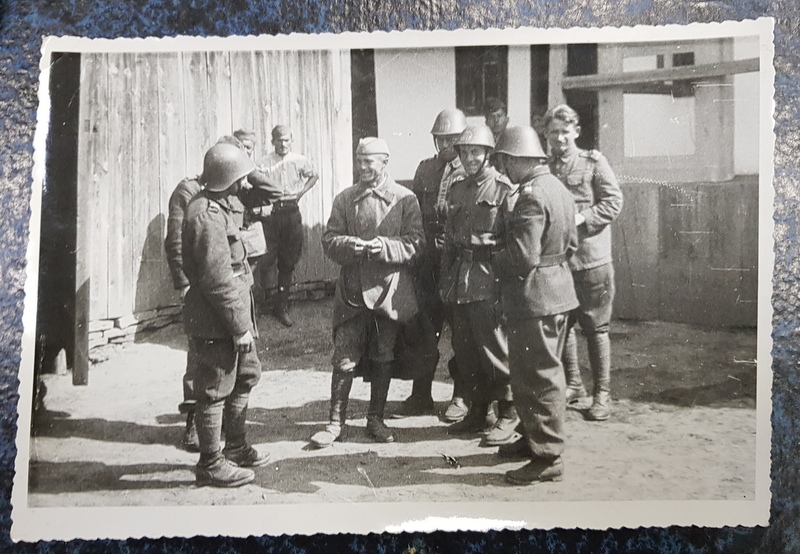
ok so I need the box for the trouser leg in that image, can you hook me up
[508,314,568,461]
[196,398,225,462]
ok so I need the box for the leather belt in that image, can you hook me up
[272,199,299,210]
[539,253,568,267]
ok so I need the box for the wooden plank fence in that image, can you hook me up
[77,49,352,347]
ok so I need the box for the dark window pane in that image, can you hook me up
[456,46,508,116]
[673,52,695,67]
[567,44,598,76]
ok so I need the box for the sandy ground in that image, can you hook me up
[27,298,757,507]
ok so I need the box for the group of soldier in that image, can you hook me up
[165,99,623,489]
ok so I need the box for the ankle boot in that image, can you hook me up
[182,409,199,452]
[366,362,394,443]
[562,328,588,404]
[311,369,354,448]
[273,287,293,327]
[587,332,611,421]
[485,400,520,446]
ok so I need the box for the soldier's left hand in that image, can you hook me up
[234,331,255,353]
[366,238,383,255]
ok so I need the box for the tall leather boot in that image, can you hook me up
[366,362,395,443]
[222,392,269,467]
[394,376,435,418]
[563,327,588,404]
[310,369,354,448]
[587,332,612,421]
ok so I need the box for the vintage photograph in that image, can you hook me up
[13,19,773,541]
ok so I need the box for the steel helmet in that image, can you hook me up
[454,124,496,150]
[494,126,547,158]
[355,137,390,157]
[430,108,467,136]
[201,143,255,192]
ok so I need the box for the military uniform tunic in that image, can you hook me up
[182,191,261,402]
[440,166,513,405]
[322,174,424,368]
[494,166,579,460]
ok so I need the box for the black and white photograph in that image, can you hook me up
[12,19,773,541]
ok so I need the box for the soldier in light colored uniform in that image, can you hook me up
[182,144,270,488]
[396,108,468,420]
[440,125,516,444]
[492,126,579,485]
[253,124,319,327]
[311,138,424,448]
[545,105,624,421]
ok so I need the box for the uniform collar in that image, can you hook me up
[354,173,394,203]
[551,144,579,164]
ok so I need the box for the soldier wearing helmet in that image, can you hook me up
[395,108,469,421]
[439,125,516,445]
[491,126,579,485]
[311,137,424,448]
[181,143,270,487]
[544,104,624,422]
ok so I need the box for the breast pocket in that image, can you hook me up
[474,199,501,233]
[567,171,593,205]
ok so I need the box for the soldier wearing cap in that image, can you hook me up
[545,104,624,421]
[253,124,319,327]
[311,137,424,447]
[182,143,270,487]
[440,124,517,445]
[492,126,579,485]
[396,108,468,419]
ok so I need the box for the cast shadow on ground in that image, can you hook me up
[29,460,196,495]
[31,397,455,449]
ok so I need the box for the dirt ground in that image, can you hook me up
[28,297,758,507]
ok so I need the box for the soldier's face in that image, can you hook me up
[240,139,255,158]
[485,109,509,136]
[356,154,388,184]
[498,155,525,184]
[458,145,489,176]
[273,133,292,156]
[434,134,460,161]
[546,119,580,157]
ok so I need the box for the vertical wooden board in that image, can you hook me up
[253,50,274,159]
[658,183,700,323]
[182,51,213,176]
[208,51,233,140]
[738,179,759,325]
[158,52,189,307]
[104,53,133,318]
[334,49,354,200]
[81,54,110,323]
[133,54,168,313]
[612,183,660,321]
[229,50,258,136]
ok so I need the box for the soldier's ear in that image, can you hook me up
[574,125,582,138]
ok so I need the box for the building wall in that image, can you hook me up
[734,36,760,175]
[374,48,456,181]
[77,50,352,328]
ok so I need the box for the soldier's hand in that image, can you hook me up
[366,238,383,255]
[234,331,255,353]
[351,238,366,255]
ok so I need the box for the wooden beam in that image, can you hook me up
[562,58,759,91]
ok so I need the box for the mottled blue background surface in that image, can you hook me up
[1,1,796,552]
